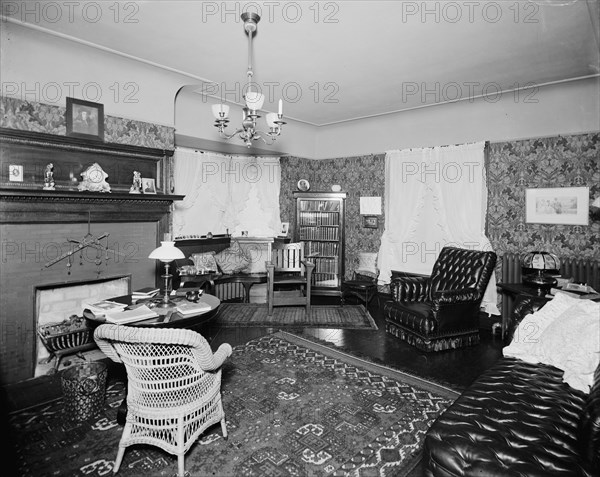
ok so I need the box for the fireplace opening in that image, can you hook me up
[34,275,131,376]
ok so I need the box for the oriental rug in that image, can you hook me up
[216,303,378,330]
[8,331,458,477]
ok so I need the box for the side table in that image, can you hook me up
[497,283,552,339]
[341,279,379,307]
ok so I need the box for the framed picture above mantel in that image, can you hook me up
[525,187,589,225]
[66,97,104,141]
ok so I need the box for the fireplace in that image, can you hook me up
[0,128,183,385]
[34,275,130,376]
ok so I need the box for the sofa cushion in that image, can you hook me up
[537,300,600,393]
[190,252,218,273]
[424,357,589,477]
[214,240,251,275]
[504,294,599,393]
[579,364,600,473]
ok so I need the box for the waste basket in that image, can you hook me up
[61,361,108,422]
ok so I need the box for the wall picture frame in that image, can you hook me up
[280,222,289,237]
[363,215,379,228]
[66,97,104,141]
[141,178,157,194]
[525,187,589,225]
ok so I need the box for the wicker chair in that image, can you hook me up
[94,324,232,477]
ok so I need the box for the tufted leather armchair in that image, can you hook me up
[423,296,600,477]
[384,246,497,352]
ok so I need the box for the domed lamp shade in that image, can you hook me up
[522,251,560,291]
[149,241,185,307]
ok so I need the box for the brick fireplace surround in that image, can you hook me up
[0,128,182,385]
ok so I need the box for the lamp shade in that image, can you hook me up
[245,91,265,111]
[148,241,185,262]
[266,112,279,128]
[212,103,230,119]
[522,251,560,272]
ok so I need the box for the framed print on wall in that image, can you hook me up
[142,178,157,194]
[66,97,104,141]
[525,187,589,225]
[363,216,379,228]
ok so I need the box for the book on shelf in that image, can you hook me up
[104,305,159,324]
[176,301,212,315]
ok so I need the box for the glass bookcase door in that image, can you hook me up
[294,192,346,296]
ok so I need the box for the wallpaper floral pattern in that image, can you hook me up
[0,96,175,150]
[280,155,385,280]
[487,133,600,260]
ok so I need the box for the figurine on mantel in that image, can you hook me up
[78,163,111,193]
[43,163,55,190]
[129,171,142,194]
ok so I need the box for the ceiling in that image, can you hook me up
[5,0,599,126]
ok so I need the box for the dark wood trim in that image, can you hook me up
[0,127,174,158]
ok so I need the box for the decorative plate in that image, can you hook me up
[297,179,310,191]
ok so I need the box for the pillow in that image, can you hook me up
[503,292,583,364]
[190,252,218,273]
[214,240,251,275]
[537,300,600,393]
[357,252,378,276]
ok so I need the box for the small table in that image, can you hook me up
[497,283,551,339]
[86,293,221,330]
[341,279,379,307]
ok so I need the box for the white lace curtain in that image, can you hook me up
[378,141,499,315]
[173,147,282,238]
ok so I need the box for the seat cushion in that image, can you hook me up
[424,357,589,477]
[384,300,436,335]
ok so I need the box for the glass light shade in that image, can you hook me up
[212,103,230,119]
[266,112,279,128]
[522,251,560,271]
[245,91,265,111]
[148,241,185,262]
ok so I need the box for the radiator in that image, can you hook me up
[213,282,245,302]
[501,253,600,291]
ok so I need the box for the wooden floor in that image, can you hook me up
[2,295,505,415]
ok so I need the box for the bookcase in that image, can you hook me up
[293,191,347,296]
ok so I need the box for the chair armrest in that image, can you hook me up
[196,342,233,371]
[390,276,430,302]
[433,288,481,304]
[301,259,315,280]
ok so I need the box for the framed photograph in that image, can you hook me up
[141,178,157,194]
[525,187,589,225]
[363,215,379,228]
[280,222,289,237]
[66,97,104,141]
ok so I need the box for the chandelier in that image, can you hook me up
[212,12,285,147]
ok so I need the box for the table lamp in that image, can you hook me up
[522,251,560,292]
[148,241,185,307]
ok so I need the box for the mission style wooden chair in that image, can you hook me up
[94,324,232,477]
[266,242,315,316]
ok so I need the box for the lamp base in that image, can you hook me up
[522,272,557,294]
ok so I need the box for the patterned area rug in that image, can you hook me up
[216,303,378,329]
[8,331,458,477]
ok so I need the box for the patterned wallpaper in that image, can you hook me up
[487,132,600,260]
[281,131,600,284]
[0,96,175,150]
[280,155,385,279]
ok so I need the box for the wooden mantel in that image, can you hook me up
[0,188,184,224]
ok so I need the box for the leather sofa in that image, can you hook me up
[423,296,600,477]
